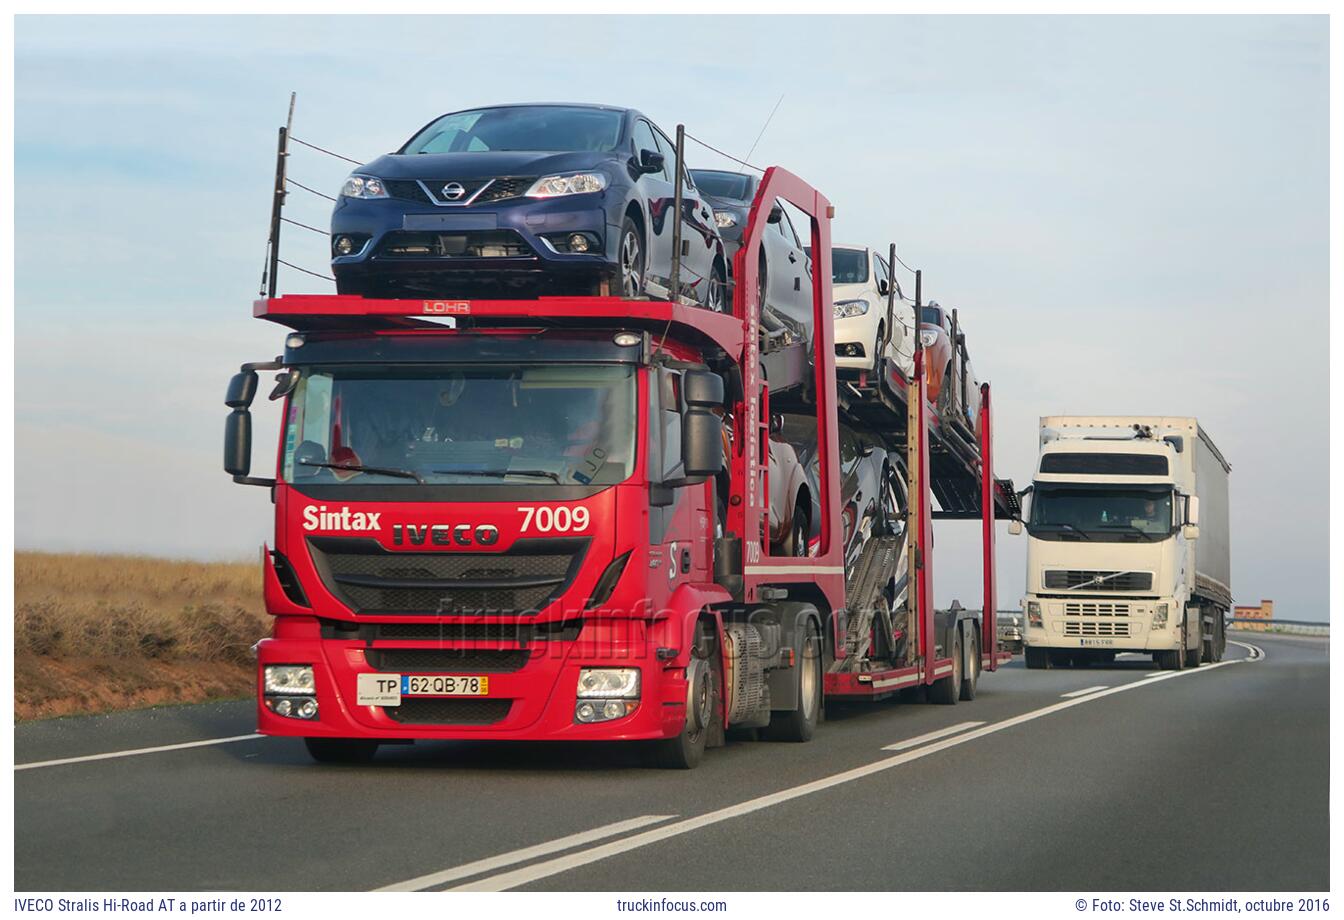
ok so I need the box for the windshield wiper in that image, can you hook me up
[299,460,425,484]
[1096,523,1156,542]
[431,468,562,483]
[1034,522,1092,541]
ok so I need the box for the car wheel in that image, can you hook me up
[873,323,885,371]
[788,511,809,557]
[707,262,727,312]
[618,217,645,299]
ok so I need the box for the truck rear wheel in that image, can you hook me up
[304,738,379,764]
[929,633,961,705]
[959,626,979,701]
[763,625,822,742]
[1024,646,1049,670]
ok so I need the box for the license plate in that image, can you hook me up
[1079,638,1116,647]
[356,673,488,707]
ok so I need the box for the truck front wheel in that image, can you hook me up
[648,626,717,769]
[304,738,379,764]
[1024,646,1050,670]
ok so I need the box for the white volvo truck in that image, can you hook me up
[1014,416,1231,670]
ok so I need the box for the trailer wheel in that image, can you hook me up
[763,623,822,742]
[648,624,716,769]
[959,626,979,701]
[929,632,961,705]
[1024,646,1049,670]
[304,738,379,764]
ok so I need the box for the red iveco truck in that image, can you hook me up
[224,165,1016,768]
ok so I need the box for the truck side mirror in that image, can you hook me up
[224,410,252,477]
[1008,520,1023,536]
[681,370,725,482]
[1186,494,1200,526]
[1182,524,1200,541]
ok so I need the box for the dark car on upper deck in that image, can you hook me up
[331,103,727,308]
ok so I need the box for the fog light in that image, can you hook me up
[568,232,591,253]
[274,698,292,717]
[334,235,356,256]
[576,701,598,723]
[264,664,314,694]
[602,700,625,720]
[297,698,318,720]
[574,699,637,724]
[1153,603,1169,629]
[1027,601,1042,628]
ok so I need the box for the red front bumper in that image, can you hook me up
[255,620,689,742]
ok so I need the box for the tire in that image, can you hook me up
[1211,613,1226,663]
[1185,616,1203,669]
[304,738,379,764]
[617,216,646,299]
[872,323,885,372]
[763,625,823,742]
[788,511,809,558]
[959,627,980,701]
[1024,646,1050,670]
[1048,650,1073,669]
[1154,649,1182,671]
[647,625,715,769]
[707,262,727,313]
[929,632,961,705]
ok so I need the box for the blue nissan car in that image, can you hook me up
[330,103,727,307]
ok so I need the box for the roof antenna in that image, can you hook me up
[737,94,784,174]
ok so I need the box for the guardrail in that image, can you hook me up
[1229,617,1328,637]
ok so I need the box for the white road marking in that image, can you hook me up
[377,814,676,892]
[1061,685,1109,698]
[15,734,264,772]
[882,721,984,751]
[452,652,1252,891]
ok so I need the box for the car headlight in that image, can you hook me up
[919,330,939,347]
[1152,603,1169,629]
[340,175,388,199]
[714,211,738,229]
[264,664,315,694]
[576,668,641,699]
[526,172,608,198]
[1027,601,1042,627]
[834,299,869,318]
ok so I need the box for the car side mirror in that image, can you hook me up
[877,278,890,297]
[767,205,783,224]
[637,148,665,175]
[1008,520,1023,536]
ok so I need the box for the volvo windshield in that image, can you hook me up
[1028,485,1174,541]
[282,364,637,487]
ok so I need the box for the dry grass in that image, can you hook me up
[14,552,270,719]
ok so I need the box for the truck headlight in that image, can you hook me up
[340,175,388,199]
[264,664,315,694]
[1026,601,1042,628]
[1152,604,1169,629]
[576,668,641,699]
[834,299,869,318]
[526,172,608,198]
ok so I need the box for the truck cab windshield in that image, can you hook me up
[281,364,636,487]
[1028,486,1174,541]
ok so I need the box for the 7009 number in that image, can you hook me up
[518,505,590,533]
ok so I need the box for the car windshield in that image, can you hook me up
[1028,486,1174,540]
[402,106,625,154]
[282,364,637,487]
[832,248,869,284]
[692,170,754,201]
[920,306,944,326]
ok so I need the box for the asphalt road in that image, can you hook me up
[13,633,1328,892]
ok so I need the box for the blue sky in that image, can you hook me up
[13,15,1329,617]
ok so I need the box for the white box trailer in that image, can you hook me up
[1016,416,1231,669]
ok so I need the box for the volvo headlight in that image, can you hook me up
[919,330,939,347]
[526,172,608,198]
[1027,601,1042,628]
[714,211,738,228]
[576,668,641,699]
[264,664,315,694]
[1152,603,1169,629]
[340,175,388,199]
[834,299,869,318]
